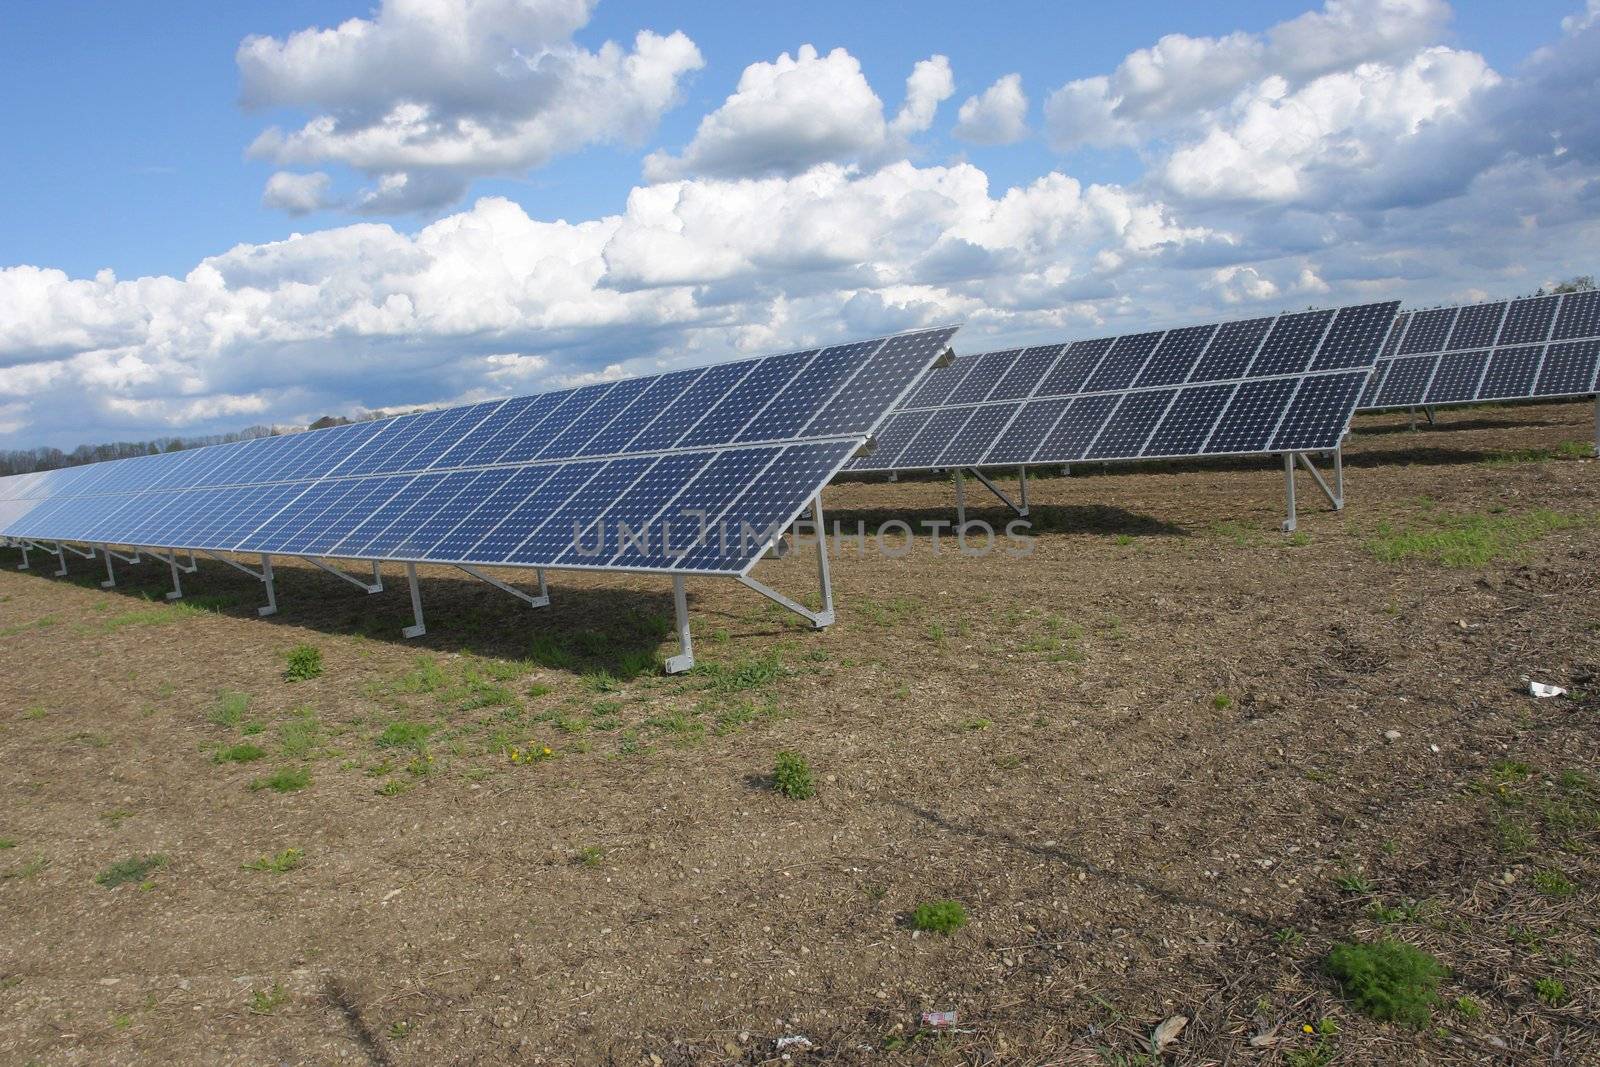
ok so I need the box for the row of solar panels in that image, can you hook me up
[0,329,958,577]
[1359,290,1600,410]
[851,301,1398,471]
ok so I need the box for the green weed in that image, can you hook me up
[772,750,815,799]
[209,691,251,727]
[250,767,311,793]
[244,848,304,873]
[283,643,323,682]
[1367,509,1593,568]
[214,743,267,764]
[910,899,968,935]
[1324,939,1445,1028]
[96,854,166,889]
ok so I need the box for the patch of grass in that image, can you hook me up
[249,982,288,1014]
[209,691,251,727]
[1531,868,1577,899]
[1335,871,1375,894]
[279,710,320,758]
[0,838,14,850]
[214,742,267,764]
[1211,692,1233,710]
[1453,996,1481,1019]
[250,767,311,793]
[1367,898,1424,925]
[1273,927,1305,950]
[772,750,815,799]
[1323,939,1445,1028]
[698,650,787,693]
[376,778,409,797]
[1482,441,1595,465]
[1495,817,1536,853]
[3,855,48,880]
[1534,977,1567,1006]
[574,845,604,868]
[375,719,433,751]
[910,899,968,935]
[243,847,304,873]
[1366,509,1594,568]
[96,854,166,888]
[23,705,46,720]
[527,682,554,698]
[528,635,579,671]
[283,643,323,682]
[396,656,449,694]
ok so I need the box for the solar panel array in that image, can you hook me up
[0,327,958,577]
[850,302,1398,472]
[1359,291,1600,410]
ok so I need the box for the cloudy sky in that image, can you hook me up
[1,0,1597,449]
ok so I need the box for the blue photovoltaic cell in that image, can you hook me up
[864,410,935,469]
[1036,395,1118,461]
[1135,325,1216,387]
[424,466,559,561]
[1082,332,1162,392]
[1478,346,1543,400]
[678,349,814,448]
[936,403,1019,466]
[1422,351,1489,404]
[671,442,856,572]
[1554,290,1600,341]
[537,378,652,461]
[554,452,712,567]
[1359,362,1389,408]
[1191,317,1271,382]
[1381,314,1408,357]
[1271,372,1366,452]
[1497,295,1559,345]
[576,369,701,456]
[989,345,1066,401]
[1534,340,1599,396]
[1446,303,1506,350]
[630,360,756,452]
[1086,389,1174,459]
[1204,378,1297,454]
[900,357,969,409]
[1311,303,1400,371]
[983,397,1070,465]
[609,447,776,571]
[1037,339,1113,396]
[944,350,1020,405]
[504,457,654,565]
[0,326,955,578]
[804,332,954,436]
[895,408,976,469]
[1374,355,1434,407]
[460,462,603,563]
[1144,384,1234,457]
[1399,307,1457,354]
[1249,309,1333,377]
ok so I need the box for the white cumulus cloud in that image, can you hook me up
[240,0,703,213]
[954,74,1030,145]
[262,171,336,215]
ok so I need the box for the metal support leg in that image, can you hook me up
[737,494,837,629]
[1018,466,1030,514]
[954,468,967,527]
[52,544,67,577]
[665,575,694,674]
[1333,443,1344,505]
[164,550,185,600]
[1424,406,1436,427]
[258,555,277,617]
[967,467,1029,518]
[455,564,551,609]
[1594,395,1598,454]
[402,563,426,639]
[1282,452,1298,533]
[17,543,29,570]
[1408,407,1418,432]
[372,561,383,592]
[102,547,117,588]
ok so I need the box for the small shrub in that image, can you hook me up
[209,691,251,727]
[911,899,968,935]
[249,982,288,1014]
[244,848,304,873]
[214,743,267,764]
[1324,939,1445,1028]
[1535,977,1567,1006]
[250,767,311,793]
[283,644,324,682]
[772,751,815,799]
[1531,868,1577,899]
[96,854,166,889]
[575,845,604,868]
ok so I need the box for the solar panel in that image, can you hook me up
[0,326,959,579]
[1359,292,1600,411]
[851,301,1397,472]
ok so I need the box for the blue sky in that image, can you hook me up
[1,0,1597,449]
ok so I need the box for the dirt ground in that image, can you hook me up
[2,400,1598,1066]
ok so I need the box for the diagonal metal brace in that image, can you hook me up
[966,467,1030,518]
[455,564,550,608]
[59,542,98,560]
[736,574,834,628]
[1297,452,1343,510]
[197,550,279,616]
[305,556,383,594]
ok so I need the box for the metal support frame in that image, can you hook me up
[668,495,837,675]
[953,467,1029,526]
[1594,395,1599,454]
[100,545,141,589]
[1281,447,1345,533]
[16,541,29,570]
[195,550,278,615]
[304,556,384,594]
[403,562,426,639]
[455,564,550,609]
